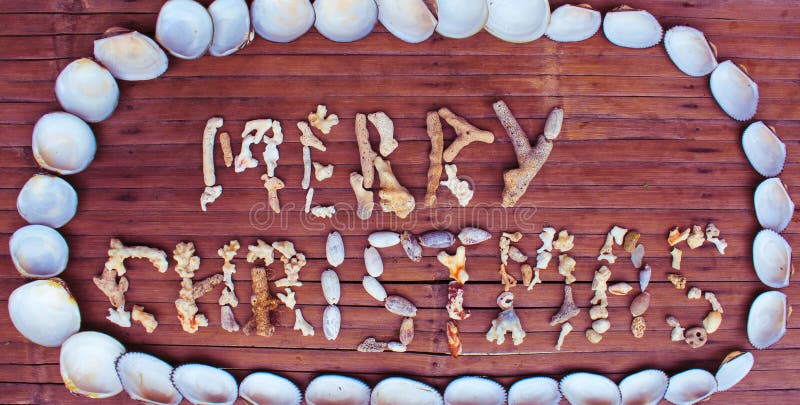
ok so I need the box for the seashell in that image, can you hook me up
[251,0,315,43]
[372,376,443,405]
[458,227,492,245]
[385,295,418,317]
[399,317,414,346]
[630,292,651,317]
[156,0,213,59]
[545,4,601,43]
[32,112,96,175]
[116,352,182,405]
[377,0,437,43]
[639,264,652,292]
[684,326,708,349]
[710,60,758,121]
[609,282,632,296]
[703,311,722,334]
[9,278,80,347]
[742,121,786,178]
[715,351,754,392]
[10,224,69,278]
[434,0,489,39]
[444,376,506,405]
[321,269,341,305]
[364,246,385,277]
[619,369,668,405]
[363,275,387,302]
[664,369,717,405]
[754,177,794,232]
[306,375,371,405]
[369,231,401,248]
[508,376,561,405]
[17,174,78,228]
[664,26,718,77]
[400,231,423,262]
[326,231,345,267]
[94,28,169,81]
[631,244,645,269]
[314,0,378,43]
[485,0,550,43]
[602,6,662,49]
[418,230,456,248]
[239,372,302,405]
[172,364,238,405]
[60,331,126,398]
[208,0,253,57]
[55,58,119,123]
[559,372,621,405]
[753,229,791,289]
[323,304,341,340]
[747,290,788,349]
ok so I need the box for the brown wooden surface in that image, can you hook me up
[1,0,798,403]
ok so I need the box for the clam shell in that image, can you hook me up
[60,331,126,398]
[94,28,168,81]
[485,0,550,43]
[602,7,662,49]
[560,372,621,405]
[715,351,754,392]
[444,376,506,405]
[742,121,786,177]
[709,60,758,121]
[326,231,346,267]
[314,0,378,42]
[619,369,668,405]
[251,0,315,43]
[369,231,401,248]
[323,304,341,340]
[32,112,97,175]
[753,229,791,288]
[434,0,488,39]
[664,369,716,405]
[364,246,385,277]
[306,374,371,405]
[9,279,80,347]
[754,177,794,232]
[17,174,78,228]
[208,0,253,56]
[156,0,213,59]
[239,372,302,405]
[747,290,788,349]
[10,224,69,278]
[545,4,601,43]
[363,275,388,302]
[664,26,718,77]
[371,377,443,405]
[378,0,437,43]
[55,58,119,123]
[116,352,182,405]
[321,269,342,305]
[458,227,492,245]
[507,376,561,405]
[172,364,238,405]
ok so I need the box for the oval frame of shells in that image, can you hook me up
[8,1,793,404]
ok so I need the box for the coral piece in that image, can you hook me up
[368,111,398,157]
[107,307,131,328]
[589,305,608,320]
[706,223,728,254]
[385,295,418,317]
[308,105,339,134]
[586,328,603,344]
[277,288,296,309]
[313,162,334,181]
[705,291,724,313]
[503,231,523,242]
[555,322,573,351]
[246,240,275,265]
[551,285,580,325]
[688,287,702,300]
[349,172,374,220]
[486,307,526,346]
[609,282,633,295]
[499,231,520,266]
[497,291,515,310]
[597,233,617,264]
[666,315,685,342]
[419,230,456,248]
[202,117,223,187]
[176,275,223,334]
[305,188,314,214]
[668,227,690,246]
[631,316,646,338]
[439,107,495,162]
[173,242,200,279]
[234,134,260,173]
[217,240,240,307]
[93,267,128,309]
[105,238,168,276]
[671,247,683,270]
[446,281,470,320]
[243,267,279,337]
[297,121,326,151]
[242,119,272,143]
[623,230,641,252]
[508,246,528,263]
[294,308,315,336]
[220,305,240,332]
[668,273,687,289]
[357,337,388,353]
[272,241,296,259]
[219,289,238,308]
[687,225,705,249]
[553,230,574,252]
[219,131,233,168]
[558,254,577,284]
[458,227,491,245]
[424,111,444,207]
[132,305,157,333]
[440,164,474,207]
[703,311,722,334]
[535,251,552,270]
[355,113,378,188]
[191,274,225,299]
[388,342,407,353]
[438,246,469,284]
[261,175,285,214]
[399,317,415,346]
[590,266,611,307]
[323,304,341,341]
[537,227,556,254]
[499,264,518,291]
[592,319,611,334]
[375,156,416,218]
[263,143,280,178]
[275,253,306,288]
[301,145,312,190]
[400,231,423,262]
[311,206,336,218]
[200,185,222,212]
[609,226,628,245]
[446,320,462,358]
[630,292,651,317]
[684,326,708,348]
[522,264,542,291]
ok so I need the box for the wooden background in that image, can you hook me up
[1,0,798,403]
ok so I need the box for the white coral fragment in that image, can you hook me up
[313,162,334,181]
[263,143,280,177]
[132,305,157,333]
[308,105,339,135]
[107,306,131,328]
[200,185,222,212]
[105,238,168,276]
[687,225,705,249]
[440,164,473,207]
[558,254,577,284]
[671,247,683,270]
[311,205,336,218]
[294,308,315,336]
[298,121,326,151]
[537,227,556,254]
[555,322,573,351]
[597,233,617,264]
[202,117,223,187]
[705,291,724,313]
[246,239,274,265]
[368,111,398,157]
[486,307,526,346]
[277,288,296,309]
[536,251,552,270]
[301,145,312,190]
[706,223,728,254]
[234,133,261,173]
[688,287,702,300]
[217,240,240,307]
[553,229,574,252]
[305,188,314,214]
[609,226,628,245]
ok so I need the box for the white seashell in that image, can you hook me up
[156,0,213,59]
[385,295,418,317]
[709,60,758,121]
[458,227,492,245]
[747,290,788,349]
[742,121,786,177]
[314,0,378,43]
[364,246,385,277]
[251,0,315,43]
[172,364,238,405]
[363,275,387,302]
[8,279,80,347]
[508,376,561,405]
[369,231,401,248]
[444,376,506,405]
[560,372,621,405]
[434,0,488,39]
[239,372,302,405]
[55,58,119,123]
[485,0,550,43]
[10,225,69,278]
[60,332,125,398]
[715,351,754,392]
[32,112,96,175]
[664,369,717,405]
[321,269,341,305]
[17,174,77,229]
[753,229,791,288]
[631,244,645,269]
[323,304,341,340]
[619,369,668,405]
[639,264,652,292]
[208,0,253,57]
[326,231,346,267]
[371,377,442,404]
[545,4,601,42]
[663,26,718,77]
[116,352,182,405]
[602,6,662,49]
[377,0,437,43]
[94,28,169,81]
[754,177,794,232]
[306,375,371,405]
